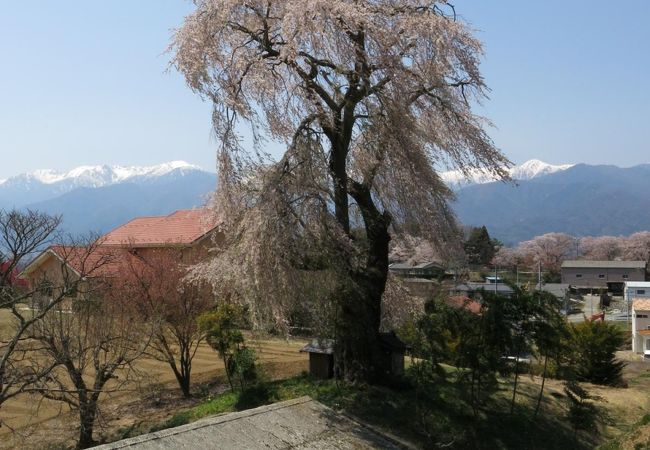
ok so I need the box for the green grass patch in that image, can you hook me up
[143,369,599,449]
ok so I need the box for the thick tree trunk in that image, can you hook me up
[77,400,97,449]
[336,181,391,382]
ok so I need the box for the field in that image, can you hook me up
[0,308,308,448]
[4,307,650,449]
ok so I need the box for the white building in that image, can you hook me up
[632,299,650,356]
[625,282,650,321]
[624,282,650,304]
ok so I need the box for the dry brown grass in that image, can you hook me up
[0,334,308,449]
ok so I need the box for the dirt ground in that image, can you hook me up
[0,335,308,449]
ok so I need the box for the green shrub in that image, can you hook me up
[565,321,626,386]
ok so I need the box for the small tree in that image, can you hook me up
[30,277,152,449]
[198,304,253,391]
[122,249,213,398]
[564,380,601,440]
[0,210,107,411]
[565,320,625,386]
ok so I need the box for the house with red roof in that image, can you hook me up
[1,260,28,289]
[101,208,220,263]
[20,209,220,308]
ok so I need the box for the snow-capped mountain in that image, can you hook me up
[0,161,204,189]
[0,161,217,235]
[440,159,573,188]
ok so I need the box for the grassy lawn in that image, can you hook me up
[114,371,601,450]
[0,307,18,340]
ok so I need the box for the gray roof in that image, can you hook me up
[536,283,570,297]
[95,397,409,449]
[453,282,515,293]
[300,339,335,355]
[561,260,646,269]
[389,261,443,270]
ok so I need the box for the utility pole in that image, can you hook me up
[495,265,498,293]
[538,260,542,291]
[516,264,519,286]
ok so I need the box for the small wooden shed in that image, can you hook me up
[379,331,408,377]
[300,339,335,379]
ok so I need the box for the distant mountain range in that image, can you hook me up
[3,159,650,244]
[0,162,217,236]
[452,162,650,244]
[440,159,573,188]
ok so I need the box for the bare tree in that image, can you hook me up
[0,209,66,410]
[173,0,509,381]
[121,248,213,398]
[29,271,152,449]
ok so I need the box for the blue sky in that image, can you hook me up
[1,1,649,178]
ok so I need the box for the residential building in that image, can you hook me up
[20,246,140,309]
[101,208,221,264]
[20,209,219,308]
[624,281,650,304]
[560,260,646,290]
[632,299,650,356]
[450,282,515,299]
[389,261,444,279]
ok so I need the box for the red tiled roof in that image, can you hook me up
[633,299,650,312]
[446,295,482,315]
[101,209,218,247]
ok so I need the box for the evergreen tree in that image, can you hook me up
[465,226,498,266]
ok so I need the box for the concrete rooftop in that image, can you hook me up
[95,396,410,449]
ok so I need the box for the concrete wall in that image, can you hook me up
[561,267,645,287]
[633,308,650,353]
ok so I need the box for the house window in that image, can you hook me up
[623,274,629,279]
[598,274,605,279]
[576,274,583,278]
[638,290,646,295]
[637,314,648,319]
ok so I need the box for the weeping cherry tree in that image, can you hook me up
[172,0,509,381]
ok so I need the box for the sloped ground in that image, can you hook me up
[0,336,308,449]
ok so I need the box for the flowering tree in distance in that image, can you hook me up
[173,0,508,381]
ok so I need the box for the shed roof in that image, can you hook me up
[561,260,646,269]
[300,339,335,355]
[102,209,218,247]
